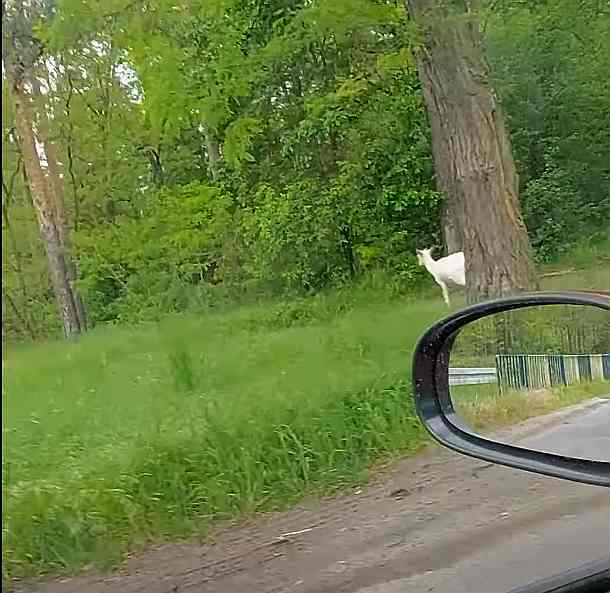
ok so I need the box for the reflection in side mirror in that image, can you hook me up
[448,304,610,462]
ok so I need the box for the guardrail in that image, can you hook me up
[449,367,497,386]
[449,354,610,391]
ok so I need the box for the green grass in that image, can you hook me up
[3,247,608,582]
[451,380,610,432]
[545,233,610,272]
[540,233,610,290]
[2,288,444,581]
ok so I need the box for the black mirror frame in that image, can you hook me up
[412,291,610,487]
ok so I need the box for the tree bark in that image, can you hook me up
[7,79,83,338]
[43,137,88,330]
[441,200,462,254]
[406,0,539,300]
[31,71,88,329]
[28,74,72,242]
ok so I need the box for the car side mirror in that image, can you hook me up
[412,291,610,487]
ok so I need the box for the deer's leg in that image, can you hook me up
[438,281,450,307]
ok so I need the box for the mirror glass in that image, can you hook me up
[448,304,610,461]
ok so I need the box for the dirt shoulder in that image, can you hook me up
[13,400,610,593]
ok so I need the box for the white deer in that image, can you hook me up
[416,247,465,307]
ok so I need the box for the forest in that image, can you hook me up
[4,1,610,583]
[3,0,609,341]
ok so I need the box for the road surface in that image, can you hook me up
[15,398,610,593]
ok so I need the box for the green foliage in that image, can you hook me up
[233,63,440,294]
[452,304,610,366]
[521,158,588,262]
[4,0,610,584]
[2,0,610,337]
[74,183,234,322]
[486,0,610,261]
[241,181,343,289]
[223,117,263,167]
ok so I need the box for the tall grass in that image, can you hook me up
[3,249,608,581]
[2,292,442,580]
[451,380,610,431]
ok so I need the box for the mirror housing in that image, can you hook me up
[412,291,610,487]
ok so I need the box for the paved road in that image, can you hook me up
[16,398,610,593]
[358,397,610,593]
[517,396,610,461]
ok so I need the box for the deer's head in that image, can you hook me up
[415,247,435,266]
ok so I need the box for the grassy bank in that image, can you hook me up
[3,253,609,581]
[2,288,443,581]
[452,380,610,432]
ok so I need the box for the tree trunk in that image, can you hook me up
[204,128,221,181]
[406,0,539,300]
[2,198,36,336]
[30,71,89,330]
[8,81,83,338]
[28,73,68,241]
[2,154,31,306]
[43,137,88,330]
[2,289,37,341]
[339,224,358,280]
[441,200,462,254]
[145,146,165,187]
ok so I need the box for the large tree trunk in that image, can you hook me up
[441,200,462,254]
[406,0,539,300]
[8,81,83,338]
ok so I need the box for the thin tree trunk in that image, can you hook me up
[64,71,82,233]
[31,70,88,330]
[406,0,539,300]
[45,140,88,330]
[8,81,82,338]
[145,146,165,187]
[29,74,68,241]
[2,289,37,341]
[339,224,358,280]
[43,141,69,239]
[2,199,31,307]
[2,195,38,340]
[204,127,221,181]
[1,154,31,306]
